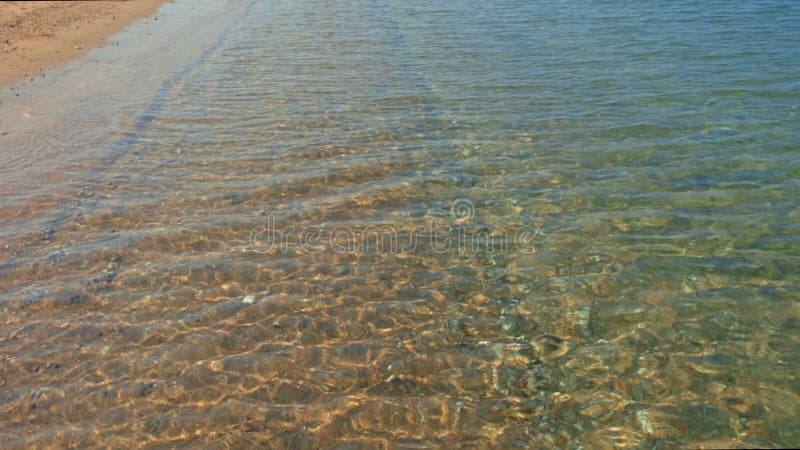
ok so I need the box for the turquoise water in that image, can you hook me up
[1,0,799,447]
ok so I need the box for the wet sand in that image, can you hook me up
[0,0,170,87]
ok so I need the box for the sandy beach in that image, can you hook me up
[0,0,169,87]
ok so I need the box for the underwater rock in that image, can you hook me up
[589,301,656,340]
[558,343,634,389]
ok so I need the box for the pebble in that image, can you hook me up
[637,409,654,434]
[575,307,591,330]
[242,295,257,304]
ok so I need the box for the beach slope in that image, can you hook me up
[0,0,169,87]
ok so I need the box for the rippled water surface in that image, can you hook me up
[1,0,799,447]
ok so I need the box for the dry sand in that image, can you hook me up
[0,0,169,87]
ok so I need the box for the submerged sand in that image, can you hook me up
[0,0,169,87]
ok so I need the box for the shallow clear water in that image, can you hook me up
[1,0,799,447]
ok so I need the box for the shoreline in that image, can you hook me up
[0,0,242,239]
[0,0,170,88]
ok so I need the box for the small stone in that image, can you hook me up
[637,409,654,434]
[242,295,256,305]
[575,307,591,330]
